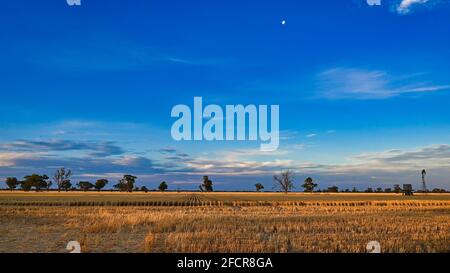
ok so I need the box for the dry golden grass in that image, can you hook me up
[1,191,450,206]
[1,196,449,253]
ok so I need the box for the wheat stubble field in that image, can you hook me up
[1,192,449,253]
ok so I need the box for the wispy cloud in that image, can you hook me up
[157,146,178,154]
[0,142,449,188]
[0,150,162,179]
[181,144,450,184]
[113,156,156,168]
[166,57,193,64]
[317,67,450,99]
[349,144,450,170]
[17,37,230,72]
[0,139,125,157]
[396,0,430,14]
[0,152,44,167]
[293,144,305,150]
[280,130,300,140]
[181,158,297,176]
[393,0,450,15]
[166,56,231,66]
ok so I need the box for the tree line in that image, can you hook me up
[3,168,216,193]
[270,170,447,193]
[5,169,110,192]
[3,169,447,193]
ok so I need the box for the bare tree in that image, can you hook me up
[53,168,72,192]
[273,170,294,193]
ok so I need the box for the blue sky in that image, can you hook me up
[0,0,449,190]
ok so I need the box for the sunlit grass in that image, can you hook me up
[0,192,449,253]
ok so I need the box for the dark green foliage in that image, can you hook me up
[5,177,19,190]
[22,174,50,192]
[301,177,317,193]
[114,175,137,192]
[77,181,94,191]
[327,186,339,193]
[158,181,168,191]
[61,180,72,191]
[200,176,213,192]
[255,183,264,192]
[94,179,108,191]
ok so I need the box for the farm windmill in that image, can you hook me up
[421,169,427,192]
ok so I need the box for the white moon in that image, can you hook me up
[281,20,286,25]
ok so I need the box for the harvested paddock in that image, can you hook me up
[1,192,449,253]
